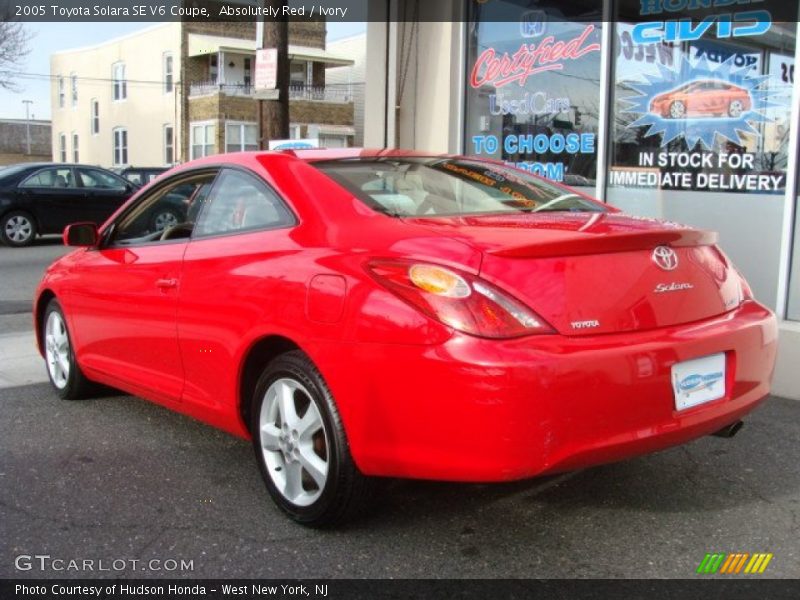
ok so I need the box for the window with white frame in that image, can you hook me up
[72,132,79,162]
[225,122,258,153]
[57,76,65,108]
[289,124,301,139]
[163,53,173,93]
[112,62,127,101]
[91,99,99,134]
[112,127,128,165]
[70,73,78,107]
[191,123,215,159]
[58,133,66,162]
[164,124,174,164]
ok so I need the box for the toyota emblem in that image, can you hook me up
[652,246,678,271]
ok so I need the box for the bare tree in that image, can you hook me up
[0,22,32,91]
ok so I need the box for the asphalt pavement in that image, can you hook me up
[0,383,798,578]
[0,238,799,579]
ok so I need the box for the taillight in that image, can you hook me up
[366,260,554,339]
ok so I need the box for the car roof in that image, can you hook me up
[4,162,119,170]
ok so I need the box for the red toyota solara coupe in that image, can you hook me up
[35,149,777,526]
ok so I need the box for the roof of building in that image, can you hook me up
[52,23,174,55]
[0,119,51,126]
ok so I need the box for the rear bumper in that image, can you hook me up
[314,300,777,481]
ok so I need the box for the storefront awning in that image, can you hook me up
[187,34,354,67]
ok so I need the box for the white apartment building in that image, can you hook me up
[50,24,180,169]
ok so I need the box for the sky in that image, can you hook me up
[0,21,366,121]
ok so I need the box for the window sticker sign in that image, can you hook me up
[465,11,603,186]
[610,0,793,194]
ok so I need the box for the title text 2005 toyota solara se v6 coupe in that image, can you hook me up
[35,150,777,526]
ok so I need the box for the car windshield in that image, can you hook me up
[315,157,604,218]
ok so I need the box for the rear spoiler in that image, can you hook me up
[489,228,718,258]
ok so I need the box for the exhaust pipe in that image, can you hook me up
[712,420,744,438]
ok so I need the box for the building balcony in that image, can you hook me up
[188,82,353,104]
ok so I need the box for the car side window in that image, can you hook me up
[111,171,218,245]
[194,169,294,238]
[20,168,77,189]
[124,172,144,186]
[77,168,128,191]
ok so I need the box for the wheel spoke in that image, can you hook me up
[282,460,304,501]
[57,353,70,378]
[298,443,328,489]
[260,423,281,452]
[51,357,62,381]
[277,382,300,428]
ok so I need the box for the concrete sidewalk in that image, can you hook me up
[0,329,46,389]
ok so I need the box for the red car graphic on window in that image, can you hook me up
[650,79,752,119]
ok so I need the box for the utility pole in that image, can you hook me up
[22,99,33,155]
[258,0,289,148]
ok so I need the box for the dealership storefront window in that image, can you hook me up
[608,17,797,310]
[463,1,800,317]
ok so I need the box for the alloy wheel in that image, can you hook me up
[669,101,686,119]
[4,215,33,244]
[258,377,330,507]
[45,310,70,390]
[153,211,179,231]
[729,100,744,118]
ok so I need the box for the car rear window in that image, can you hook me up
[314,157,605,218]
[0,165,32,182]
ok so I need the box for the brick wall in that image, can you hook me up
[290,101,353,126]
[0,122,51,156]
[188,95,221,122]
[181,20,324,46]
[0,153,51,166]
[290,21,326,49]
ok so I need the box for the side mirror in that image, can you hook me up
[63,222,98,247]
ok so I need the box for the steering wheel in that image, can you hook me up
[160,223,194,241]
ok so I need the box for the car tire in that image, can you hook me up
[150,209,180,233]
[728,100,744,118]
[43,299,94,400]
[250,350,374,527]
[1,210,37,247]
[669,100,686,119]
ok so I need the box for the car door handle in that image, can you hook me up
[156,278,178,289]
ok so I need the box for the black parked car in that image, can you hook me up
[0,163,138,247]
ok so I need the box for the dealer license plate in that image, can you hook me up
[671,353,726,411]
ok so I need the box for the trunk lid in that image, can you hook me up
[405,212,742,336]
